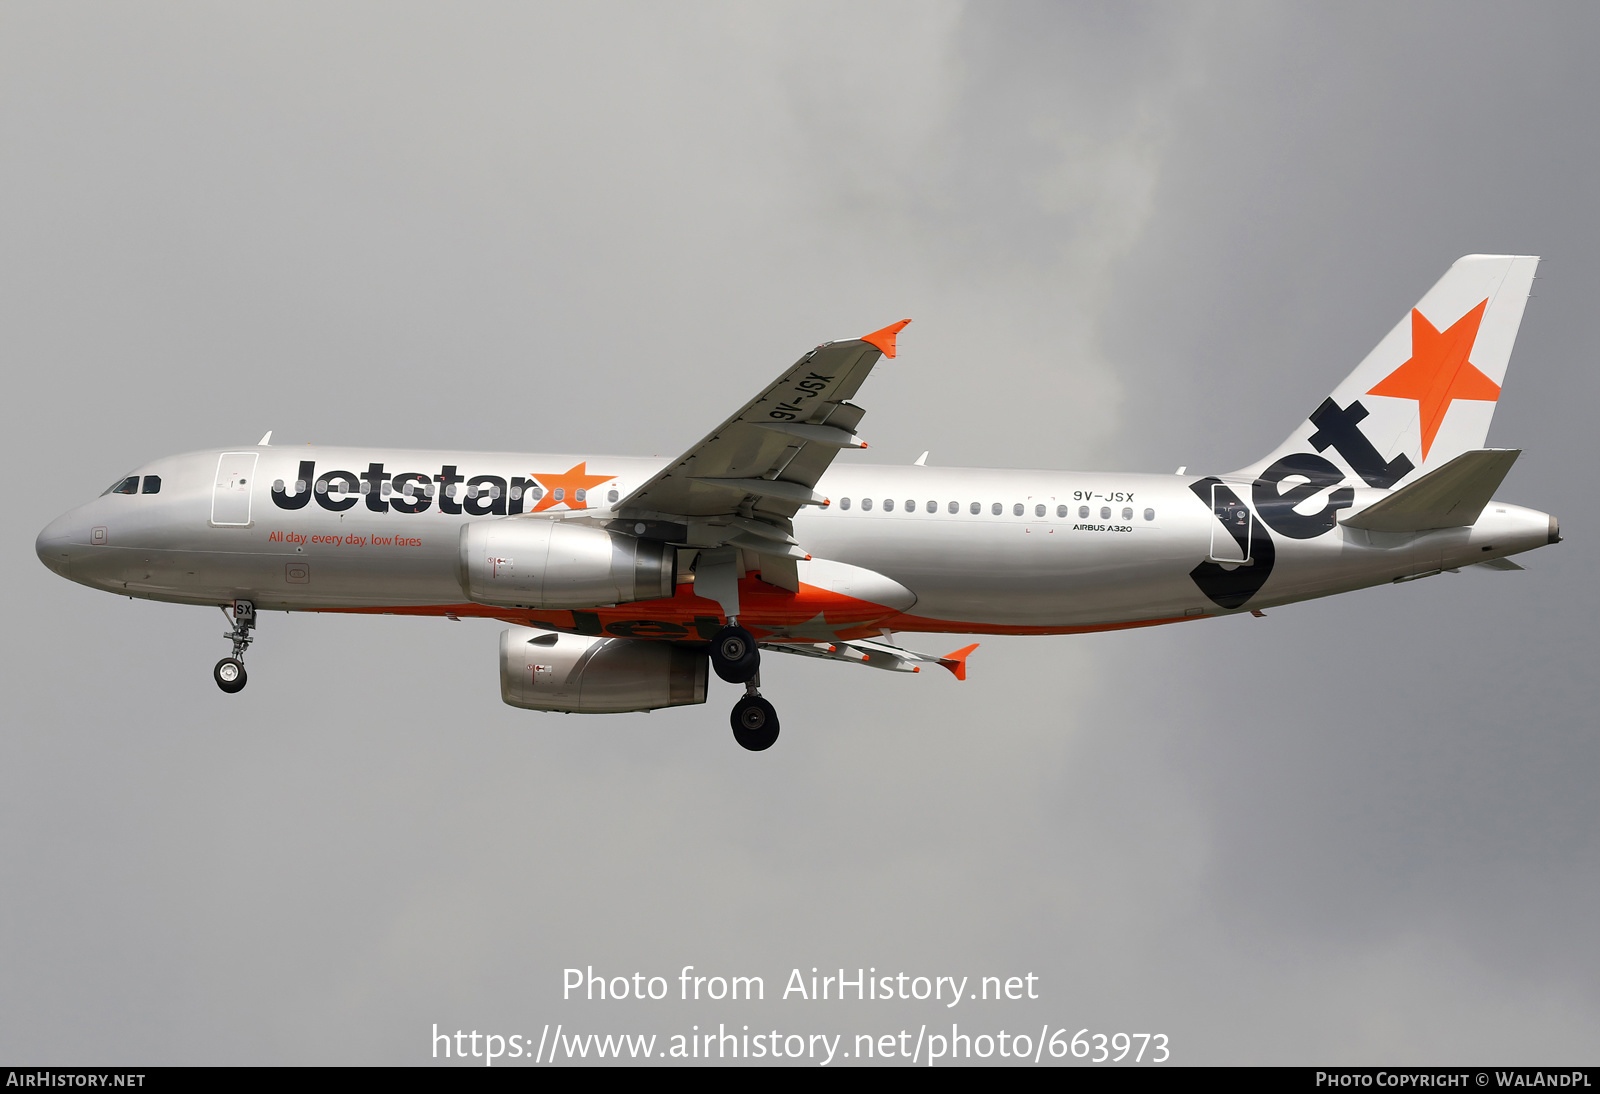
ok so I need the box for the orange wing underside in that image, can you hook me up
[321,577,1200,641]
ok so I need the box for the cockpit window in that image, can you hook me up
[142,475,161,494]
[102,475,139,496]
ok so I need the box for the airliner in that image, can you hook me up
[36,255,1558,749]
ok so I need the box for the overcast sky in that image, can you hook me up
[3,1,1598,1065]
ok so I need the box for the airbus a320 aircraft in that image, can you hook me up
[37,255,1558,750]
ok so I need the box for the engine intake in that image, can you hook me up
[500,627,707,713]
[460,518,675,608]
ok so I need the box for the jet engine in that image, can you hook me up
[500,627,707,713]
[460,518,675,609]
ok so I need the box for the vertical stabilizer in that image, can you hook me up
[1233,255,1538,488]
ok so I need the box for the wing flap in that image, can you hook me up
[1341,448,1520,532]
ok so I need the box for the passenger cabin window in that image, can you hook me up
[840,497,851,510]
[947,500,958,514]
[1012,503,1023,516]
[1056,504,1067,518]
[991,502,1001,515]
[970,502,981,515]
[141,475,161,494]
[1100,506,1111,520]
[608,489,619,503]
[1079,505,1089,518]
[1144,508,1155,521]
[904,499,914,512]
[927,500,938,514]
[883,498,895,512]
[1122,506,1133,521]
[861,497,873,511]
[1035,504,1045,517]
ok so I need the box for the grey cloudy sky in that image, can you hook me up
[3,1,1597,1065]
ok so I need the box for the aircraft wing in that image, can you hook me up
[761,637,979,679]
[613,320,908,585]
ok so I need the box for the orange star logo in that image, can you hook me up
[528,461,615,512]
[1366,299,1499,460]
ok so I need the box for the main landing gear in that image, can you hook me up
[712,624,779,751]
[214,600,255,694]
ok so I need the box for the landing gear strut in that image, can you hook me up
[215,600,255,694]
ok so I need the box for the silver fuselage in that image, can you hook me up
[36,445,1557,635]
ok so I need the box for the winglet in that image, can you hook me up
[937,642,979,681]
[861,319,911,358]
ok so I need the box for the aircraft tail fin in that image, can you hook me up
[1341,448,1520,532]
[1233,255,1538,490]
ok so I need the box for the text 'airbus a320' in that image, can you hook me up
[37,255,1558,749]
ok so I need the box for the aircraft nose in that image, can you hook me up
[36,513,76,577]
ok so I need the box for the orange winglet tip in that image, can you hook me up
[861,319,911,358]
[912,666,920,672]
[804,554,813,560]
[938,642,980,681]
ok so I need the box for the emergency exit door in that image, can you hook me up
[211,452,259,526]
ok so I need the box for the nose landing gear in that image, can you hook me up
[214,600,255,694]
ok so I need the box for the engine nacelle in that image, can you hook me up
[460,518,675,609]
[500,627,707,713]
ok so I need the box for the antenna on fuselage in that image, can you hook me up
[913,451,929,466]
[257,431,273,446]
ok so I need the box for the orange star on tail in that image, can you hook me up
[528,462,616,512]
[1366,300,1500,460]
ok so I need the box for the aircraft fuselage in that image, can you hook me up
[36,444,1556,642]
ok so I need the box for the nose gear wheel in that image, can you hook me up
[214,657,247,693]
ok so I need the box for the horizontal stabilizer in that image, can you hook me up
[1475,557,1525,571]
[1341,448,1520,532]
